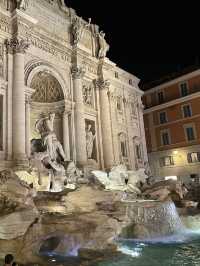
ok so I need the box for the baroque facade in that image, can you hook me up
[143,66,200,183]
[0,0,147,171]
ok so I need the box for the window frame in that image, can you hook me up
[160,156,174,167]
[187,152,200,163]
[179,81,189,97]
[181,103,192,118]
[183,123,197,142]
[158,111,168,124]
[160,129,171,146]
[157,90,165,104]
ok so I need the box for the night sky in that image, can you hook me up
[65,0,198,84]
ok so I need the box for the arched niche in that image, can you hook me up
[31,71,64,103]
[29,70,65,143]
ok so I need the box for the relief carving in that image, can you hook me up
[16,0,29,10]
[5,37,29,54]
[71,16,91,46]
[71,66,85,79]
[83,81,94,107]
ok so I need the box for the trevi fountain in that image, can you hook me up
[1,1,200,266]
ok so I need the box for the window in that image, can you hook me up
[161,130,170,145]
[159,111,167,124]
[184,125,196,141]
[121,142,127,157]
[157,91,164,104]
[182,104,192,118]
[131,102,136,116]
[119,133,128,158]
[187,152,200,163]
[136,144,142,159]
[115,72,119,78]
[160,156,174,166]
[117,97,122,111]
[129,79,133,85]
[180,82,189,97]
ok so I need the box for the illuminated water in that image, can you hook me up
[41,230,200,266]
[97,230,200,266]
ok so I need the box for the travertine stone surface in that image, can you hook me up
[0,0,147,170]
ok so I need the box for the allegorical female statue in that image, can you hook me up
[86,124,96,159]
[97,31,110,59]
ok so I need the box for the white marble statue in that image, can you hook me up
[35,112,67,162]
[86,124,95,159]
[97,31,110,59]
[71,16,91,45]
[92,164,147,194]
[16,0,29,10]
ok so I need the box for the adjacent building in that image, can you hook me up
[0,0,147,171]
[143,66,200,184]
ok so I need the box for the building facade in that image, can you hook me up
[143,67,200,183]
[0,0,147,171]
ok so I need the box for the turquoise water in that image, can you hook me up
[97,231,200,266]
[42,230,200,266]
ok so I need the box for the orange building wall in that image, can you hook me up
[144,74,200,109]
[143,73,200,153]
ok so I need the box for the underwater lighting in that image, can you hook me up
[165,176,177,181]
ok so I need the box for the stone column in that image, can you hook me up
[62,110,70,161]
[96,79,114,169]
[6,44,13,160]
[9,38,29,164]
[25,95,31,158]
[137,99,148,163]
[71,66,87,167]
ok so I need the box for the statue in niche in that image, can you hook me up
[16,0,29,10]
[97,31,110,59]
[86,124,96,159]
[83,85,93,106]
[71,16,91,45]
[35,112,67,163]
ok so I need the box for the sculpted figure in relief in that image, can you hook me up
[97,31,110,59]
[16,0,29,10]
[71,16,91,45]
[35,112,67,163]
[83,85,93,106]
[86,124,96,159]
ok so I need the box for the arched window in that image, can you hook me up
[119,133,128,158]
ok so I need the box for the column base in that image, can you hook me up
[13,153,29,168]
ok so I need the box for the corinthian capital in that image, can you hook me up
[71,66,85,79]
[5,38,30,54]
[95,78,110,90]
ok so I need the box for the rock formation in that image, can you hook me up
[0,170,188,265]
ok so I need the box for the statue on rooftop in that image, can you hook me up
[16,0,29,10]
[71,16,91,45]
[97,31,110,59]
